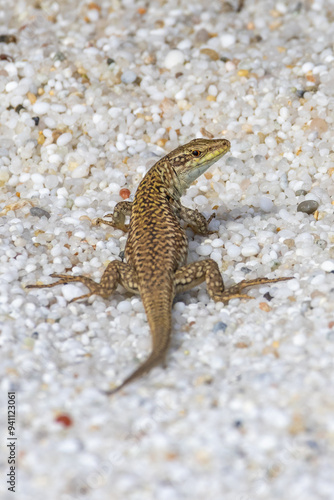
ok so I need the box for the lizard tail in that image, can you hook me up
[105,288,172,395]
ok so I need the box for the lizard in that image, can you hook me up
[27,138,292,394]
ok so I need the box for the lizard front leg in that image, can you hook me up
[26,260,139,302]
[179,206,216,235]
[96,200,132,232]
[175,259,292,304]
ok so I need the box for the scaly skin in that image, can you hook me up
[27,138,292,394]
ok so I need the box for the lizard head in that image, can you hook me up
[166,138,230,194]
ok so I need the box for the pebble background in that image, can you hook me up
[1,1,334,499]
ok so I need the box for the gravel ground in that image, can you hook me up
[1,1,334,499]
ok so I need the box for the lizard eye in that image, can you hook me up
[192,150,201,157]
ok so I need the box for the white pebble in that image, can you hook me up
[259,196,273,212]
[321,260,334,272]
[61,284,83,302]
[241,243,260,257]
[212,238,224,248]
[287,279,299,291]
[51,104,66,113]
[194,195,208,206]
[74,230,86,239]
[182,111,194,126]
[45,175,59,189]
[164,50,185,69]
[71,165,89,178]
[208,85,218,97]
[32,102,50,114]
[301,62,314,73]
[5,81,18,92]
[48,154,62,165]
[196,244,213,256]
[74,196,90,208]
[72,104,87,114]
[175,89,186,100]
[293,333,306,346]
[117,300,132,313]
[31,173,44,184]
[57,133,72,146]
[227,244,241,258]
[225,61,235,71]
[121,71,137,84]
[279,107,289,120]
[265,136,277,149]
[220,33,236,48]
[116,141,127,151]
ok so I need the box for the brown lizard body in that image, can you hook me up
[27,138,292,394]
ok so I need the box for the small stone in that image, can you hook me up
[72,104,87,114]
[309,117,328,135]
[194,195,207,207]
[57,132,72,146]
[164,50,185,69]
[213,321,227,333]
[296,89,306,98]
[241,243,260,257]
[321,260,334,272]
[27,92,37,104]
[15,104,25,114]
[55,414,73,427]
[121,70,137,84]
[74,196,90,208]
[5,81,18,92]
[195,29,210,45]
[32,116,39,126]
[238,69,249,77]
[297,200,319,215]
[119,188,130,199]
[61,284,83,302]
[301,62,314,73]
[200,48,219,60]
[53,51,66,62]
[32,102,50,114]
[220,33,236,48]
[196,244,212,256]
[117,300,132,313]
[227,245,241,258]
[327,331,334,342]
[295,189,307,196]
[71,165,89,178]
[316,239,327,249]
[259,196,273,212]
[45,175,59,189]
[30,207,51,219]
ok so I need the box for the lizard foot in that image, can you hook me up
[95,217,129,232]
[220,276,293,303]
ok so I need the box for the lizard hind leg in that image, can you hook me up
[26,261,138,302]
[175,259,292,304]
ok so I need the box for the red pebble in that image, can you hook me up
[120,188,130,199]
[55,414,73,427]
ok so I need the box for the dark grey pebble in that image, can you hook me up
[30,207,51,219]
[297,200,319,214]
[213,321,227,333]
[295,189,308,196]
